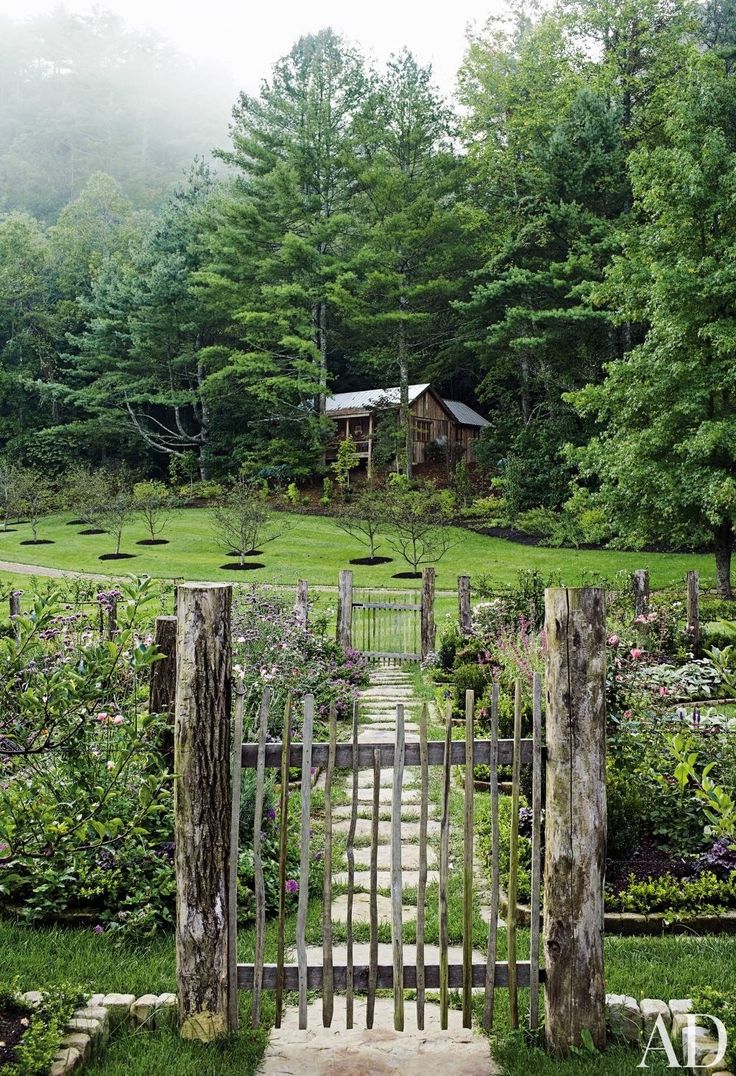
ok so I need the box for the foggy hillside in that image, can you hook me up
[0,7,234,221]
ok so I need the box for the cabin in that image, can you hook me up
[324,383,489,469]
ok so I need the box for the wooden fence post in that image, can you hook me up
[337,569,353,649]
[149,615,177,760]
[9,591,21,640]
[687,570,700,648]
[174,582,233,1041]
[421,568,436,660]
[544,587,607,1055]
[458,575,472,635]
[295,579,308,628]
[632,569,649,617]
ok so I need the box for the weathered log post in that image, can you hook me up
[174,582,233,1041]
[421,567,436,660]
[632,569,649,617]
[295,579,309,629]
[149,615,177,761]
[9,591,21,640]
[337,569,353,649]
[544,587,607,1055]
[458,575,472,635]
[687,570,700,648]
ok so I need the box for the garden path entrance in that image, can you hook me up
[256,664,497,1075]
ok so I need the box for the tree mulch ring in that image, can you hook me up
[20,539,55,545]
[136,539,170,545]
[392,571,422,579]
[219,562,265,571]
[226,549,263,557]
[66,518,87,525]
[350,556,393,565]
[98,553,137,561]
[79,528,106,535]
[0,527,17,533]
[0,1001,31,1066]
[606,838,691,895]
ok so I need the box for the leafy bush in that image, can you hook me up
[0,981,83,1076]
[516,507,561,540]
[693,838,736,880]
[607,870,736,915]
[691,989,736,1069]
[452,662,489,711]
[476,794,532,904]
[702,620,736,650]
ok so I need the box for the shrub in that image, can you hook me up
[608,870,736,915]
[476,794,532,903]
[691,989,736,1069]
[453,662,489,711]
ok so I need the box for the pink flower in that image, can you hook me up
[647,612,658,622]
[106,760,115,770]
[623,710,633,719]
[111,715,124,726]
[658,686,669,697]
[607,634,620,647]
[630,648,643,660]
[97,712,109,722]
[634,615,648,625]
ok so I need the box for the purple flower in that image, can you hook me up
[285,879,299,895]
[94,924,104,935]
[266,807,277,821]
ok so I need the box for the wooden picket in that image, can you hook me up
[337,568,435,662]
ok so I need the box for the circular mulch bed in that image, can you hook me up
[219,562,265,571]
[98,553,137,561]
[0,528,17,533]
[20,539,55,545]
[226,549,263,557]
[350,556,393,565]
[79,528,106,535]
[136,539,170,545]
[66,519,87,526]
[392,571,422,579]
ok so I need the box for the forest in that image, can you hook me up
[1,0,736,589]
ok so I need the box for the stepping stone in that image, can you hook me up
[331,892,417,925]
[355,786,420,805]
[333,869,439,891]
[358,729,419,744]
[356,768,418,789]
[333,818,440,842]
[305,942,485,968]
[353,843,437,870]
[258,997,496,1075]
[333,805,431,824]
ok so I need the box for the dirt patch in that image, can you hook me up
[606,838,691,895]
[226,549,263,557]
[392,571,422,579]
[0,1002,31,1066]
[98,553,137,561]
[350,556,393,566]
[220,562,265,571]
[79,528,106,535]
[19,539,55,546]
[136,539,170,545]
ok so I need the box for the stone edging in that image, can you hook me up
[606,995,733,1074]
[499,890,736,935]
[21,990,178,1075]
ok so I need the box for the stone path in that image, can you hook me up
[258,664,495,1075]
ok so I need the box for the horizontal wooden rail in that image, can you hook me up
[363,650,421,661]
[238,962,543,990]
[352,602,421,612]
[242,738,536,769]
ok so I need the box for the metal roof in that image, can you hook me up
[325,384,430,413]
[442,399,490,427]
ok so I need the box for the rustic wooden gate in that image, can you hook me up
[336,567,435,662]
[232,678,544,1033]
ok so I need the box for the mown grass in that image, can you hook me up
[0,507,714,592]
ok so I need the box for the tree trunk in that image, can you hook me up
[398,319,412,479]
[174,583,233,1040]
[714,521,734,599]
[543,587,607,1056]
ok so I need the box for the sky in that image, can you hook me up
[0,0,507,99]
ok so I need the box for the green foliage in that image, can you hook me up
[452,662,490,711]
[0,981,83,1076]
[692,989,736,1068]
[609,871,736,916]
[332,437,360,495]
[476,794,532,904]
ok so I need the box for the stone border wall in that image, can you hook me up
[606,994,733,1074]
[21,990,178,1075]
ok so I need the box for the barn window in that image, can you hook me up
[413,418,431,443]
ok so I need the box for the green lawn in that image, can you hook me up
[0,508,714,592]
[2,919,733,1076]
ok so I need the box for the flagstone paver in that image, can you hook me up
[258,664,495,1075]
